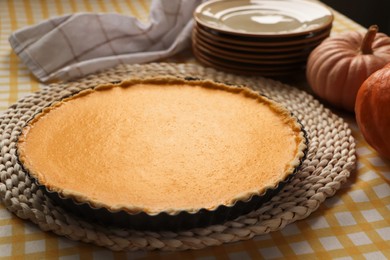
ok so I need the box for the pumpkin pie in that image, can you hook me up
[17,76,307,230]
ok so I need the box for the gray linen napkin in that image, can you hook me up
[9,0,200,82]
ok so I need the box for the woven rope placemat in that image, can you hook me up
[0,63,356,251]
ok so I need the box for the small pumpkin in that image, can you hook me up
[355,63,390,159]
[307,25,390,111]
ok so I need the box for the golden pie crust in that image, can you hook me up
[17,77,306,216]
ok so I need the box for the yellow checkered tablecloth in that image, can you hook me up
[1,0,389,259]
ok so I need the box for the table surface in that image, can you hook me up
[1,1,390,259]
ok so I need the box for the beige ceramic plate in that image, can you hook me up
[193,28,328,53]
[193,48,305,77]
[193,34,312,60]
[193,38,309,64]
[195,23,332,47]
[194,0,333,37]
[193,45,306,71]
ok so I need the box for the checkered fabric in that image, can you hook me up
[1,0,389,259]
[8,0,199,82]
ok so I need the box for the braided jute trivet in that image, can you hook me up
[0,63,356,251]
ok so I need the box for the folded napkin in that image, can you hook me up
[9,0,200,83]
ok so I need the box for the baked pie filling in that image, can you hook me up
[18,77,306,217]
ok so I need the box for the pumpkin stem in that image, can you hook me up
[360,25,378,54]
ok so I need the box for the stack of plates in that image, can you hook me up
[193,0,333,77]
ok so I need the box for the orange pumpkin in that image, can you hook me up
[355,63,390,159]
[307,25,390,111]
